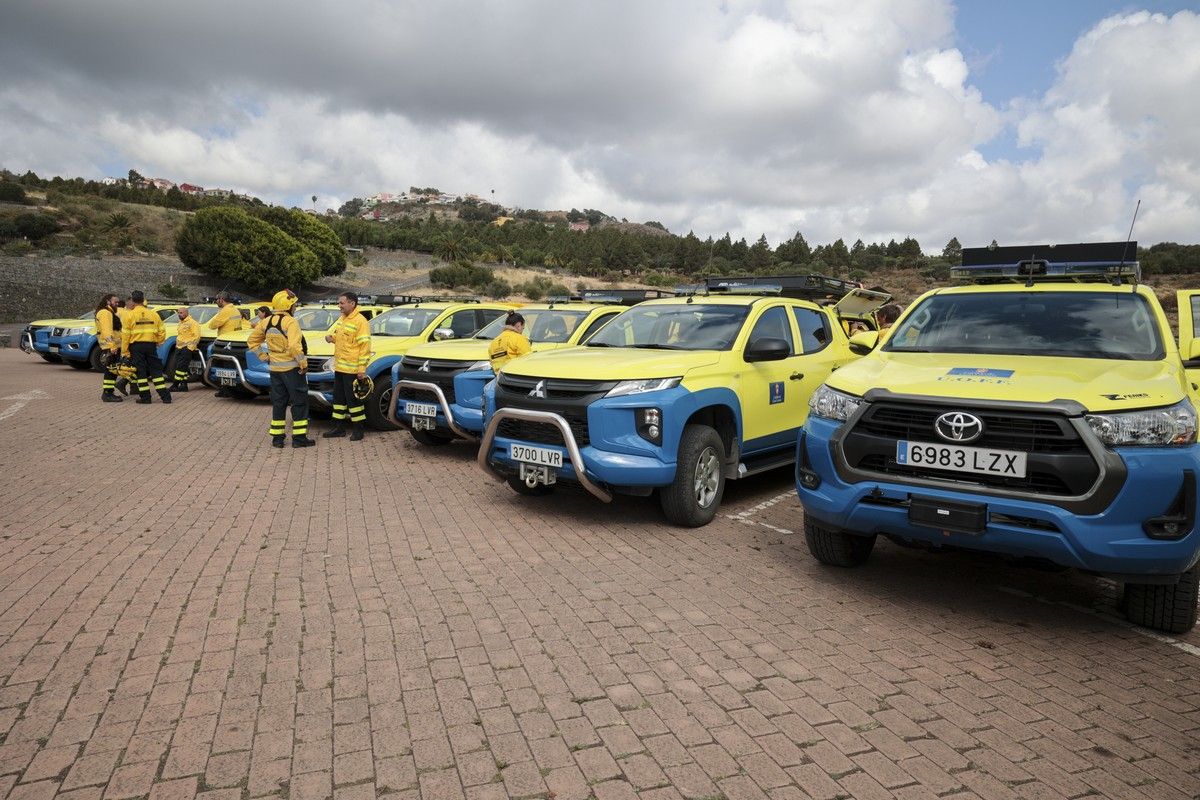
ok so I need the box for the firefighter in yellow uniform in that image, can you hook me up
[488,311,531,370]
[207,292,245,397]
[121,290,171,404]
[96,293,123,403]
[247,290,314,448]
[323,292,372,441]
[114,299,134,395]
[171,307,201,391]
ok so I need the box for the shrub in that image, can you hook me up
[484,278,512,299]
[255,207,347,277]
[157,282,188,300]
[12,212,61,240]
[3,240,33,255]
[0,217,18,242]
[176,206,321,291]
[0,182,27,203]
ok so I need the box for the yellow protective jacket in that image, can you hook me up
[96,307,120,352]
[332,311,371,374]
[207,304,244,335]
[177,317,201,350]
[121,306,166,355]
[489,327,532,370]
[246,313,305,372]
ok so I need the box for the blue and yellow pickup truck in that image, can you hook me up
[796,242,1200,633]
[390,291,669,443]
[477,276,888,526]
[48,303,179,371]
[207,298,397,397]
[307,296,518,427]
[21,312,96,363]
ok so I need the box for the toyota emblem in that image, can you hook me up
[934,412,984,443]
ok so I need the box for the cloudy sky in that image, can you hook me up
[2,1,1198,250]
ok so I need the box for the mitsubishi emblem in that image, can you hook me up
[418,360,431,373]
[529,380,547,399]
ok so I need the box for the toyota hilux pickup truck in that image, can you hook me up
[478,276,888,526]
[390,290,669,443]
[796,241,1200,633]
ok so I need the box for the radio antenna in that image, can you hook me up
[1118,199,1140,288]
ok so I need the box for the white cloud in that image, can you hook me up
[0,2,1195,250]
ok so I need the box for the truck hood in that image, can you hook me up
[404,338,569,364]
[33,318,92,329]
[827,352,1187,412]
[503,346,719,380]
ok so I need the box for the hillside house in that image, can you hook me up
[569,221,591,232]
[179,183,205,195]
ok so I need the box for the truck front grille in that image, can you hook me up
[493,375,618,449]
[842,401,1100,496]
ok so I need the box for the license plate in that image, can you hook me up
[519,462,557,485]
[897,440,1026,478]
[510,443,563,468]
[212,368,237,379]
[189,364,204,376]
[48,344,59,352]
[219,377,236,387]
[405,401,438,417]
[412,416,436,431]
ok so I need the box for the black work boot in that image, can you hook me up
[292,436,316,448]
[159,391,172,404]
[323,427,347,439]
[272,436,286,449]
[102,393,123,403]
[350,426,364,442]
[115,379,130,396]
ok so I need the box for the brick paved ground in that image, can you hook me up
[0,349,1197,800]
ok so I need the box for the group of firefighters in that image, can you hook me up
[95,288,375,448]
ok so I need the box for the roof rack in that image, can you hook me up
[145,298,201,306]
[361,294,423,306]
[679,274,863,301]
[955,241,1140,283]
[578,288,674,306]
[198,295,246,304]
[413,295,480,305]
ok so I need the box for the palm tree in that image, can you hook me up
[435,233,463,262]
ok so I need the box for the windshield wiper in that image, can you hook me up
[630,343,685,350]
[586,342,613,347]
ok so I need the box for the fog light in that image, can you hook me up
[637,408,663,445]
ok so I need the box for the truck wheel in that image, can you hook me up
[365,376,399,431]
[68,357,93,371]
[1124,567,1198,634]
[660,424,726,527]
[411,428,453,446]
[88,346,104,372]
[804,518,876,567]
[506,476,555,496]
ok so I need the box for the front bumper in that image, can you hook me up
[388,379,480,441]
[19,330,35,354]
[798,415,1200,579]
[208,355,269,394]
[54,334,93,362]
[478,407,614,502]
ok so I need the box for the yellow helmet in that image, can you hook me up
[352,376,374,401]
[271,289,297,312]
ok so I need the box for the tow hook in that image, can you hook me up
[525,470,541,489]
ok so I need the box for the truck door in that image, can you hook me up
[1179,290,1200,396]
[739,304,807,449]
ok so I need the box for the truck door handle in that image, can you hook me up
[790,372,804,381]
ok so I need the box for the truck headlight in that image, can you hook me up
[809,384,862,422]
[64,327,88,336]
[467,360,491,371]
[1085,400,1197,446]
[606,377,681,397]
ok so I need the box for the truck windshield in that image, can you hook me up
[294,309,342,331]
[885,291,1164,360]
[369,308,441,337]
[587,304,750,351]
[186,306,221,324]
[474,310,590,344]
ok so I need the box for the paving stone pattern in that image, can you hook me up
[0,350,1197,800]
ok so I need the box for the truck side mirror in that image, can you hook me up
[848,330,879,355]
[744,337,791,362]
[431,327,456,341]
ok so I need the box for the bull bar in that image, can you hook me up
[19,331,35,354]
[208,353,264,395]
[388,379,479,441]
[476,407,613,503]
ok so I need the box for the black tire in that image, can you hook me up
[39,353,61,363]
[506,475,556,496]
[804,517,876,567]
[365,376,399,431]
[164,349,178,381]
[68,357,93,371]
[410,427,453,446]
[88,346,104,372]
[1124,567,1198,634]
[660,424,726,527]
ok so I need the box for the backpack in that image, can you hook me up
[266,314,308,354]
